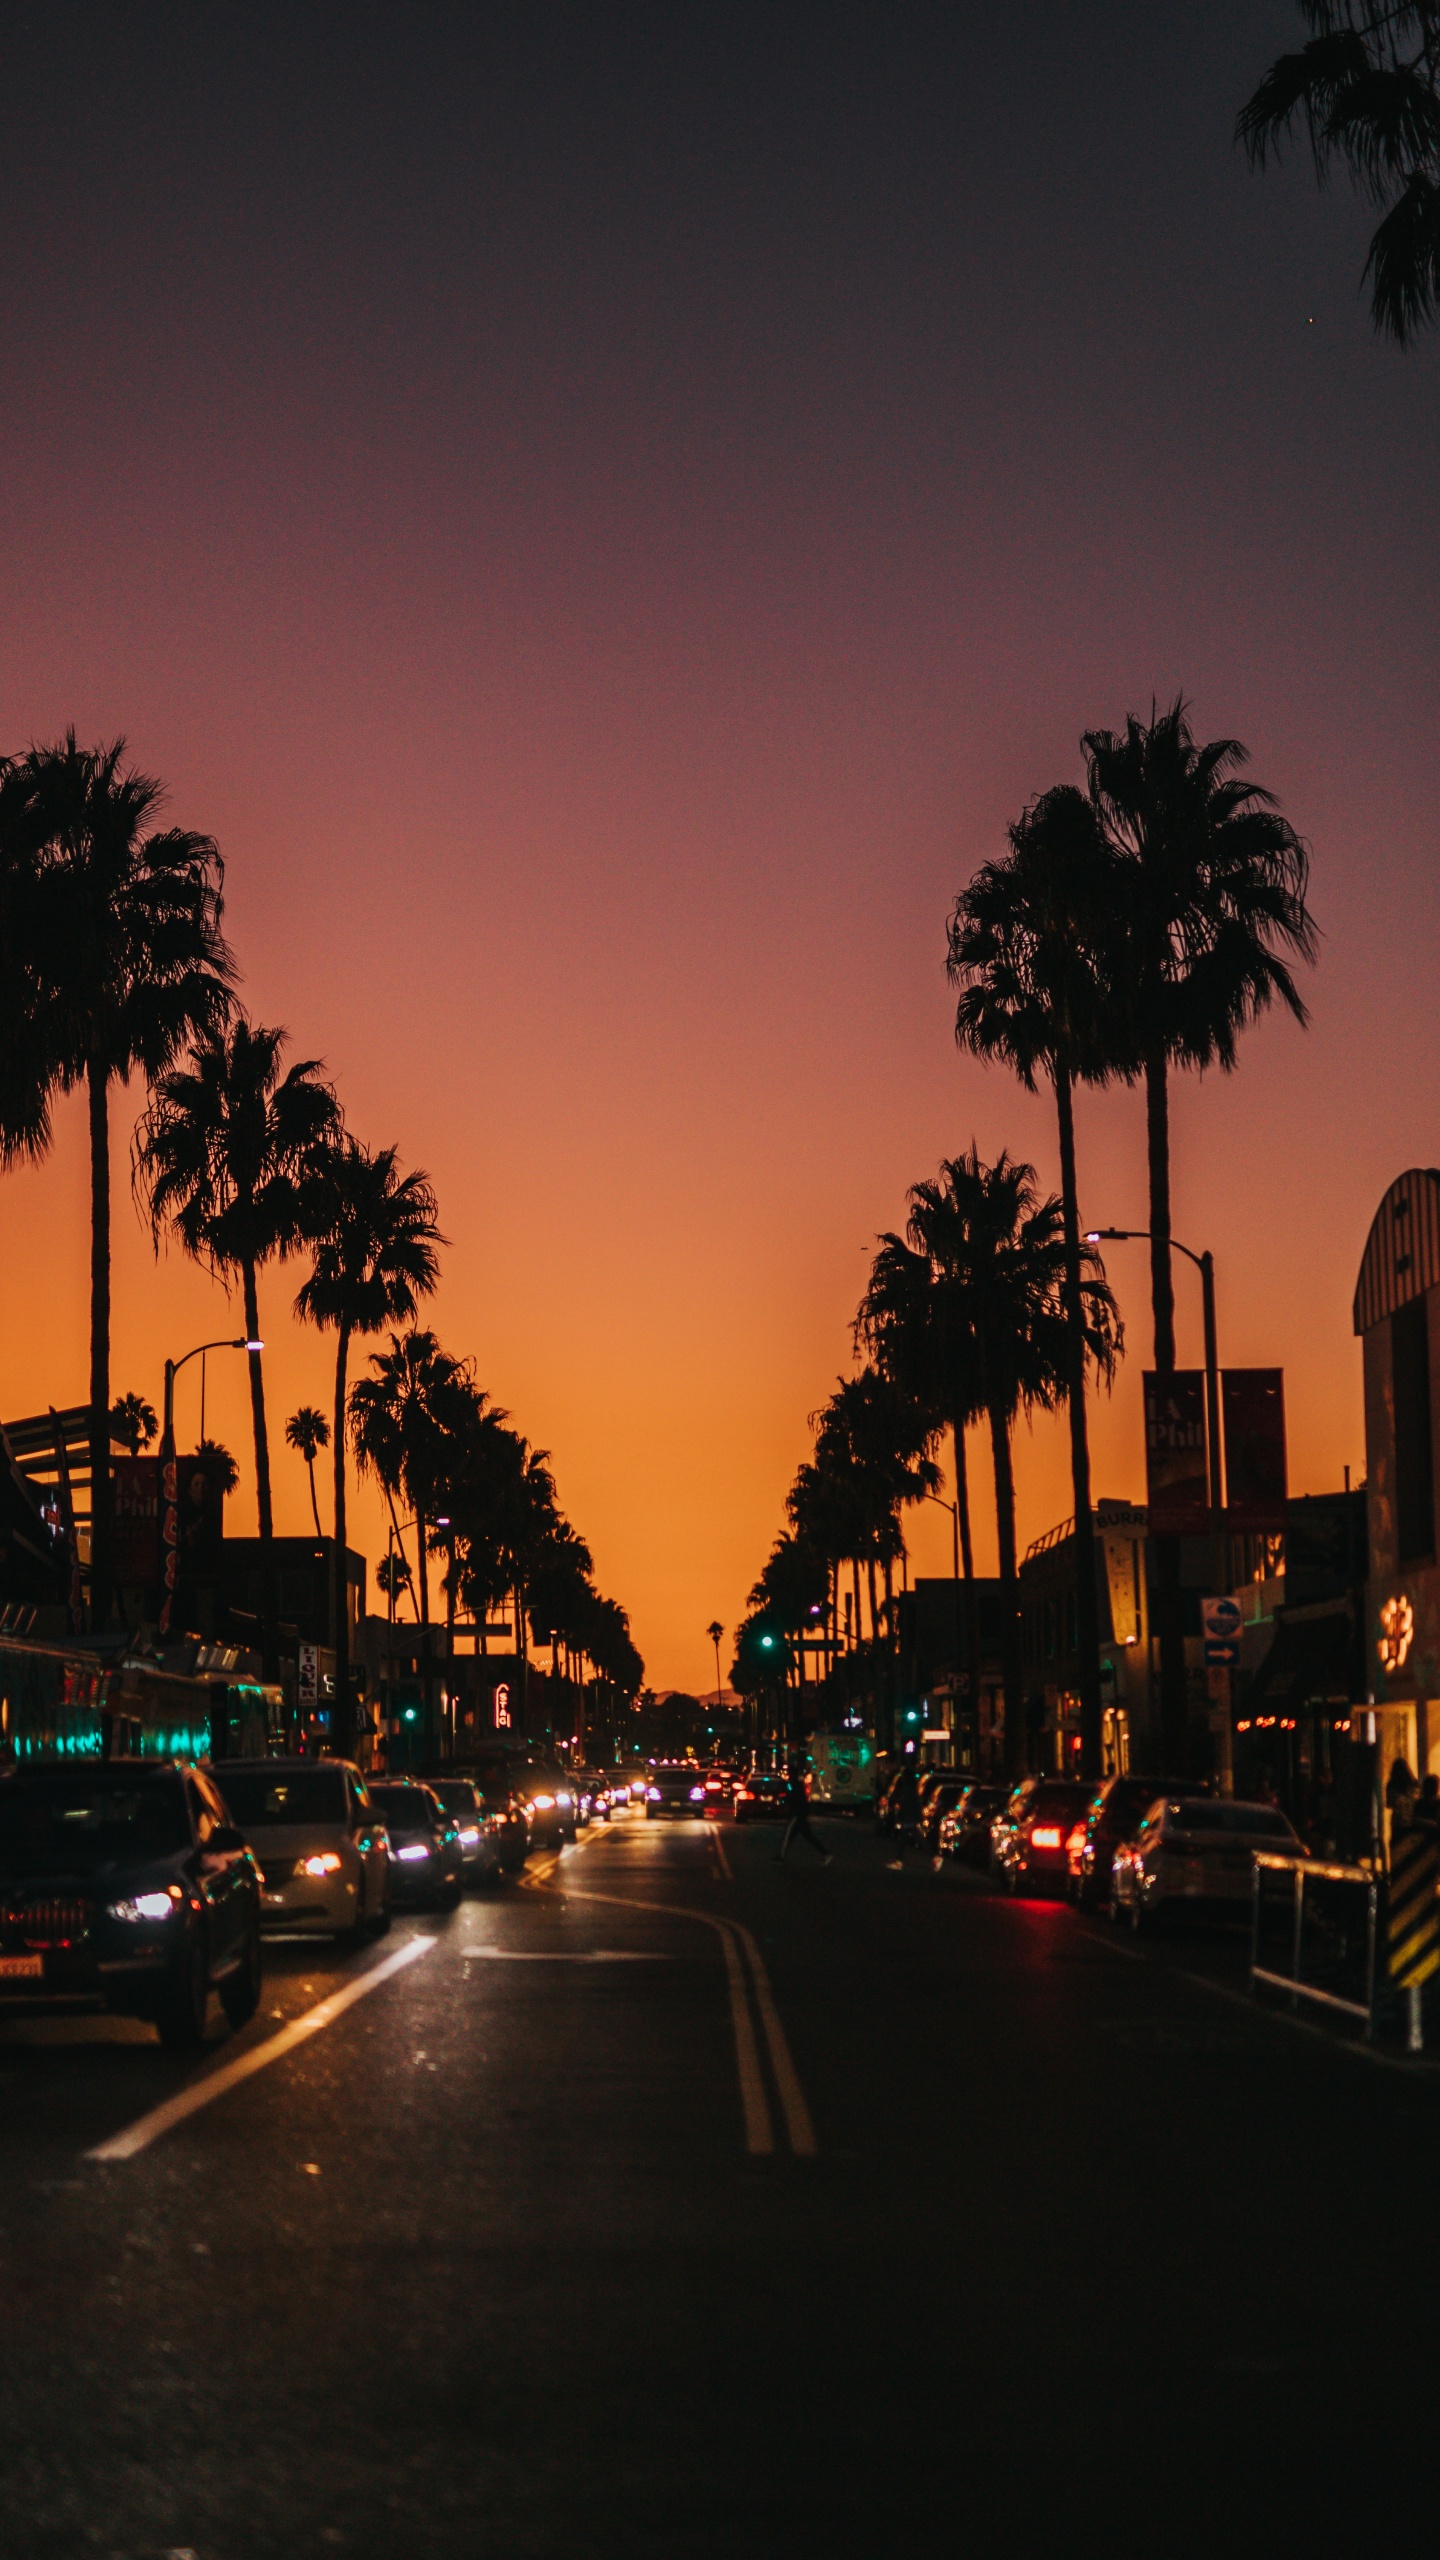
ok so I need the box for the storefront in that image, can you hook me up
[1356,1169,1440,1786]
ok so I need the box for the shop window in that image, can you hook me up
[1393,1296,1436,1565]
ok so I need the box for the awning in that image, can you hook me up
[1247,1607,1358,1711]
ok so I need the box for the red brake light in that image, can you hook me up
[1066,1823,1087,1853]
[1030,1825,1063,1849]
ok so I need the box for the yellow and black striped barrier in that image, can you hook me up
[1388,1825,1440,1991]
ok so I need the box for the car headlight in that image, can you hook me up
[395,1842,430,1863]
[298,1851,344,1878]
[556,1792,573,1808]
[689,1785,705,1802]
[532,1794,555,1811]
[646,1787,661,1801]
[457,1825,480,1846]
[109,1887,181,1923]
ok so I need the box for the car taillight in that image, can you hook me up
[1030,1825,1063,1849]
[1066,1823,1087,1853]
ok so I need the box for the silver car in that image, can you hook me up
[1112,1795,1299,1930]
[215,1759,391,1945]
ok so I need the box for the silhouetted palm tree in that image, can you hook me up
[350,1328,471,1745]
[137,1018,339,1676]
[948,783,1127,1777]
[16,734,233,1625]
[108,1392,158,1456]
[285,1405,331,1541]
[296,1140,443,1752]
[0,757,59,1170]
[1083,700,1315,1762]
[1239,5,1440,344]
[907,1151,1118,1774]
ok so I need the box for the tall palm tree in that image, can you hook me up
[948,783,1127,1777]
[1238,4,1440,345]
[350,1328,470,1746]
[285,1405,331,1541]
[906,1151,1119,1774]
[0,757,60,1170]
[295,1140,443,1753]
[1083,700,1315,1762]
[137,1018,339,1676]
[17,734,233,1627]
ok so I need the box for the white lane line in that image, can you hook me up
[710,1827,734,1883]
[85,1937,436,2164]
[526,1874,791,2156]
[731,1919,817,2156]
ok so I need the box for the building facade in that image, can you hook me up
[1356,1167,1440,1786]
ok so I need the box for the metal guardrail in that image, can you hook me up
[1250,1849,1378,2039]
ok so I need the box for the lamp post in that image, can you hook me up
[1087,1228,1232,1793]
[158,1336,261,1636]
[924,1491,965,1769]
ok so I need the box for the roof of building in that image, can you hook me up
[1353,1169,1440,1336]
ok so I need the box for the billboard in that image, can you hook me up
[112,1456,161,1590]
[1222,1369,1287,1533]
[1143,1372,1210,1535]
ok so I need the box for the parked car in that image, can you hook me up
[0,1761,262,2049]
[217,1758,389,1945]
[938,1782,1008,1862]
[732,1772,787,1822]
[646,1765,707,1819]
[427,1779,505,1887]
[1066,1773,1207,1910]
[367,1780,464,1908]
[992,1778,1097,1897]
[1112,1796,1300,1929]
[919,1777,971,1852]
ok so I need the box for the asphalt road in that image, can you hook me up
[2,1804,1438,2559]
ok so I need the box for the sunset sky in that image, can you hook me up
[1,2,1436,1692]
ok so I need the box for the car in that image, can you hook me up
[460,1754,536,1870]
[513,1762,577,1845]
[732,1772,787,1822]
[367,1780,464,1907]
[645,1765,708,1819]
[427,1779,505,1887]
[578,1771,612,1821]
[1112,1796,1301,1930]
[0,1760,262,2050]
[938,1783,1008,1862]
[1066,1773,1207,1911]
[699,1767,734,1817]
[992,1777,1097,1897]
[216,1758,390,1944]
[919,1777,971,1852]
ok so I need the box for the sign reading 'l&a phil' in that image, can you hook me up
[1143,1372,1210,1536]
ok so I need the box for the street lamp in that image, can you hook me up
[1086,1226,1231,1792]
[157,1336,261,1636]
[924,1490,965,1765]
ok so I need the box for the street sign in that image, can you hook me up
[1388,1827,1440,1989]
[1201,1595,1242,1668]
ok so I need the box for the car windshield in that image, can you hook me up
[218,1770,347,1828]
[0,1773,191,1867]
[431,1783,479,1814]
[1029,1785,1090,1816]
[370,1788,436,1833]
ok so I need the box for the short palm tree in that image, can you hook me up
[948,783,1127,1777]
[1238,4,1440,345]
[909,1150,1118,1774]
[285,1405,331,1541]
[109,1392,159,1457]
[137,1017,339,1676]
[295,1139,443,1750]
[1082,700,1314,1761]
[350,1328,471,1742]
[17,734,233,1626]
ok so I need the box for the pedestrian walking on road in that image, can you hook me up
[778,1762,830,1863]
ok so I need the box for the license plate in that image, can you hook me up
[0,1955,44,1980]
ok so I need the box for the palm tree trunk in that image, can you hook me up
[1054,1060,1103,1778]
[953,1416,982,1758]
[1146,1047,1188,1768]
[242,1258,279,1683]
[417,1507,434,1755]
[86,1058,113,1630]
[305,1455,324,1543]
[987,1401,1025,1777]
[332,1323,353,1758]
[866,1557,879,1647]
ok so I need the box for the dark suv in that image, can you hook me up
[0,1761,262,2049]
